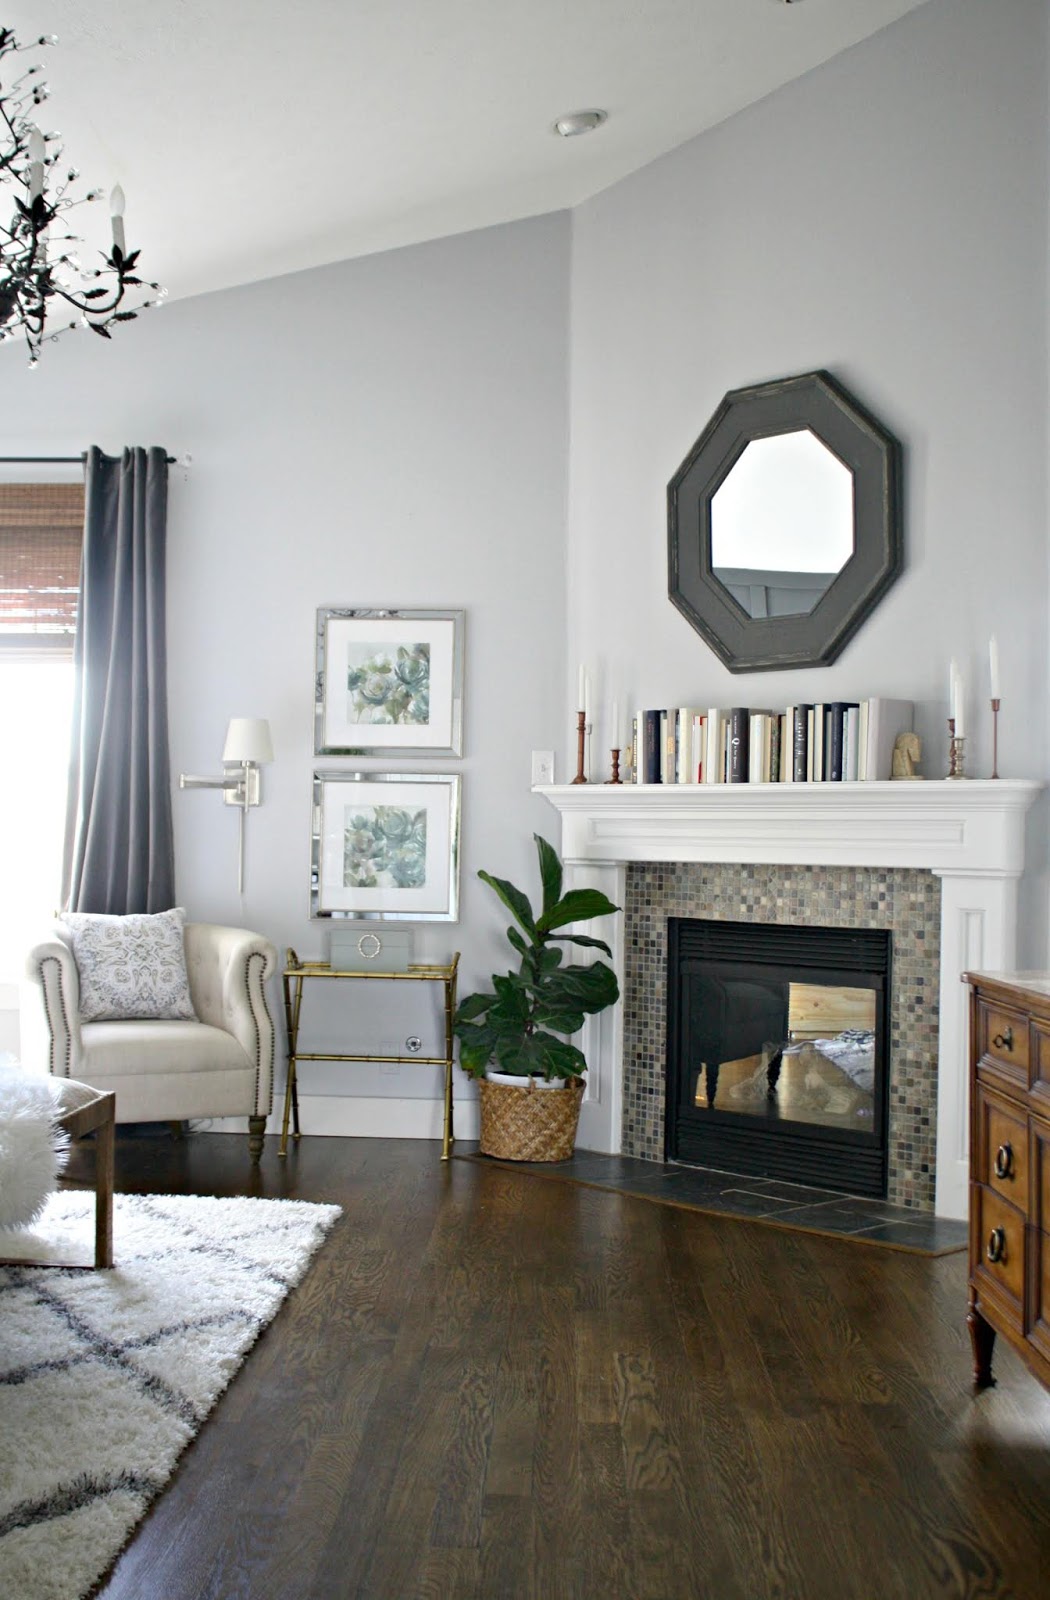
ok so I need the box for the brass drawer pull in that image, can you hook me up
[994,1143,1014,1180]
[986,1227,1007,1265]
[992,1027,1014,1051]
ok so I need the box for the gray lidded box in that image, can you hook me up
[329,928,413,972]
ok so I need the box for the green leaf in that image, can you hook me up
[535,887,620,936]
[549,932,613,956]
[534,833,562,917]
[529,1031,587,1079]
[491,974,530,1020]
[454,1020,498,1076]
[454,992,493,1023]
[531,1002,587,1035]
[534,961,619,1018]
[506,925,530,959]
[478,869,537,939]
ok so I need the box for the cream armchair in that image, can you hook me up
[21,923,278,1161]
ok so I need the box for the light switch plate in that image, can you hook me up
[531,750,555,786]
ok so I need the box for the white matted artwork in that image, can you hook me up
[315,607,464,757]
[311,772,461,921]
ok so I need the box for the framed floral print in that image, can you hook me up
[311,772,461,922]
[315,607,464,757]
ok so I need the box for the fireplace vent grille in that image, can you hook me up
[675,918,889,974]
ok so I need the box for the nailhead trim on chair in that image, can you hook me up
[37,953,72,1079]
[244,948,275,1116]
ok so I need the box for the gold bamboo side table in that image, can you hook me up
[280,949,460,1160]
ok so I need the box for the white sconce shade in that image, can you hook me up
[223,718,274,765]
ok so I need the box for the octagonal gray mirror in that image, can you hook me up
[668,370,902,672]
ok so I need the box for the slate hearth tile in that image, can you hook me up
[770,1200,919,1232]
[851,1219,967,1253]
[707,1188,815,1217]
[616,1174,706,1199]
[574,1155,661,1181]
[733,1177,844,1205]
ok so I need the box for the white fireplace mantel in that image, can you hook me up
[537,780,1042,1220]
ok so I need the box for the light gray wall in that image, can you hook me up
[5,211,571,1102]
[6,0,1049,1117]
[566,0,1049,956]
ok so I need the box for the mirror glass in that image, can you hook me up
[710,429,855,619]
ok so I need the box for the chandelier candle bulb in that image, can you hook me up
[27,125,45,200]
[109,185,125,254]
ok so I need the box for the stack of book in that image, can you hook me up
[629,700,913,784]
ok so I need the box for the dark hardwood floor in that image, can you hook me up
[83,1131,1050,1600]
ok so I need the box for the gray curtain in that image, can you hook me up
[62,446,175,913]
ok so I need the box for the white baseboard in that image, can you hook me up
[201,1094,480,1143]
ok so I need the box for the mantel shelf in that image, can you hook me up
[535,779,1042,876]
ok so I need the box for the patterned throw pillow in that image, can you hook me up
[60,908,198,1023]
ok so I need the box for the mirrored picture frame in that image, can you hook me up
[311,771,461,922]
[315,606,464,756]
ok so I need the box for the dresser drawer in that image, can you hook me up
[976,1000,1029,1081]
[1029,1228,1050,1367]
[1032,1111,1050,1234]
[971,1184,1026,1326]
[1033,1022,1050,1098]
[974,1083,1028,1210]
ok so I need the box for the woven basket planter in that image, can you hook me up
[477,1075,584,1162]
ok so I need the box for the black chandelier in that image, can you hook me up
[0,25,165,365]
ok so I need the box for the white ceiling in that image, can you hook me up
[5,0,930,305]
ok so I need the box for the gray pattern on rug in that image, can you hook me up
[0,1191,341,1600]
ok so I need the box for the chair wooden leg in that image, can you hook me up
[94,1105,115,1269]
[248,1115,266,1163]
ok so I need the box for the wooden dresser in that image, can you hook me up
[964,971,1050,1390]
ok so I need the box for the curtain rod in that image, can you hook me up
[0,452,178,464]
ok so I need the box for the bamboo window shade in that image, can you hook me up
[0,483,84,653]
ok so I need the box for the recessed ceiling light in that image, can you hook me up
[553,110,607,138]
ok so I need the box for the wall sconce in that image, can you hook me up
[180,717,274,893]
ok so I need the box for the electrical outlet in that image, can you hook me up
[531,749,555,786]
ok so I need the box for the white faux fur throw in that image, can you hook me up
[0,1077,68,1231]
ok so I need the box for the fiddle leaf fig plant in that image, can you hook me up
[454,834,620,1081]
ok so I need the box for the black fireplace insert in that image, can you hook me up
[666,917,891,1197]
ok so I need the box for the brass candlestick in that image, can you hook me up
[572,710,588,784]
[991,697,1000,779]
[947,718,967,779]
[606,748,623,785]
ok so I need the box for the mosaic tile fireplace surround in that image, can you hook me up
[538,779,1040,1221]
[622,862,940,1210]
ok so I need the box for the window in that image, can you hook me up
[0,480,83,982]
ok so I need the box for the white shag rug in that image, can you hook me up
[0,1191,341,1600]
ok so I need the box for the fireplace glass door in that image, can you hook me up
[667,918,890,1197]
